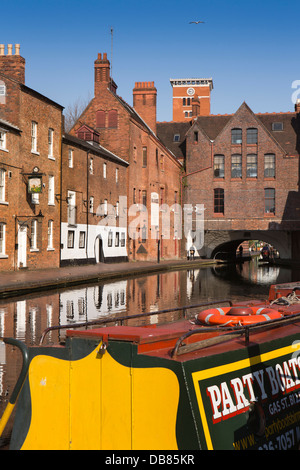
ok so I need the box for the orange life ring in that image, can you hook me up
[196,306,282,326]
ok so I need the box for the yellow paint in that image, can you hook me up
[20,343,180,450]
[192,342,300,450]
[0,402,15,437]
[132,366,179,449]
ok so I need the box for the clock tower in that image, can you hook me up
[170,78,213,121]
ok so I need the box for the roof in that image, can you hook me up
[157,109,300,159]
[63,133,129,166]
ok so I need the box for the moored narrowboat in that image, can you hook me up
[2,282,300,450]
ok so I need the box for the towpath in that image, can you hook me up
[0,258,221,299]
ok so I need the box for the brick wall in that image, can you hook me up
[184,103,300,233]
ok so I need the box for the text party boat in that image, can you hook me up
[1,282,300,450]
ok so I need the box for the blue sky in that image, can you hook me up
[2,0,300,121]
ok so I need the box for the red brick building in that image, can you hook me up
[0,44,63,271]
[170,77,213,120]
[61,127,129,265]
[157,101,300,259]
[70,53,183,261]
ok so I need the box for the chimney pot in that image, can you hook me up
[7,44,13,55]
[15,44,20,55]
[0,45,4,56]
[296,99,300,113]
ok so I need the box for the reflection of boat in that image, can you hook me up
[2,282,300,450]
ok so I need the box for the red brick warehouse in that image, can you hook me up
[70,53,183,261]
[0,44,63,271]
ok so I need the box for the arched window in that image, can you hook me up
[96,110,106,128]
[247,128,258,144]
[214,155,225,178]
[108,110,118,128]
[231,128,242,144]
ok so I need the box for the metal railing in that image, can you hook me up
[39,299,233,345]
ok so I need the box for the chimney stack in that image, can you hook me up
[94,52,117,95]
[0,44,25,84]
[133,81,157,134]
[192,95,201,118]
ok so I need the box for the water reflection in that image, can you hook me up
[0,260,299,446]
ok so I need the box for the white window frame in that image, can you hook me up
[48,175,55,205]
[30,219,38,251]
[89,196,94,213]
[48,128,54,159]
[47,220,54,250]
[68,149,73,168]
[116,168,119,183]
[103,199,108,215]
[0,169,6,203]
[89,157,94,174]
[0,223,7,257]
[103,162,107,179]
[31,121,38,154]
[0,129,7,151]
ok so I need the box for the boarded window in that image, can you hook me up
[108,110,118,128]
[96,110,106,128]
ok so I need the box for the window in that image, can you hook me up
[103,199,108,216]
[68,149,73,168]
[121,232,125,247]
[89,196,94,213]
[194,131,198,143]
[247,128,258,144]
[48,175,55,205]
[214,155,225,178]
[0,82,6,96]
[48,128,54,158]
[79,231,86,249]
[89,157,93,174]
[108,110,118,128]
[0,130,6,150]
[96,110,106,128]
[214,188,224,214]
[116,168,119,183]
[247,154,257,177]
[67,191,76,225]
[142,146,147,167]
[103,163,107,179]
[67,230,75,248]
[116,201,119,217]
[108,231,113,247]
[0,223,6,255]
[264,154,275,177]
[115,232,119,247]
[173,134,180,142]
[31,121,38,152]
[30,219,38,250]
[272,122,283,131]
[47,220,53,249]
[0,169,5,202]
[142,190,147,208]
[231,128,242,144]
[133,188,136,204]
[231,154,242,178]
[265,188,275,214]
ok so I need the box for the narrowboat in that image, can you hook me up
[1,282,300,450]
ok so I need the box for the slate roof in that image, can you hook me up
[157,110,300,160]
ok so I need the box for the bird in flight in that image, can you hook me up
[189,21,205,24]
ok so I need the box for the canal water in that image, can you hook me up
[1,258,300,448]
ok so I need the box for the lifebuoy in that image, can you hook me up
[196,306,282,326]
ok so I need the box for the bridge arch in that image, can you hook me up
[203,230,290,259]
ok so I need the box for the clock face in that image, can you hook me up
[187,87,195,96]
